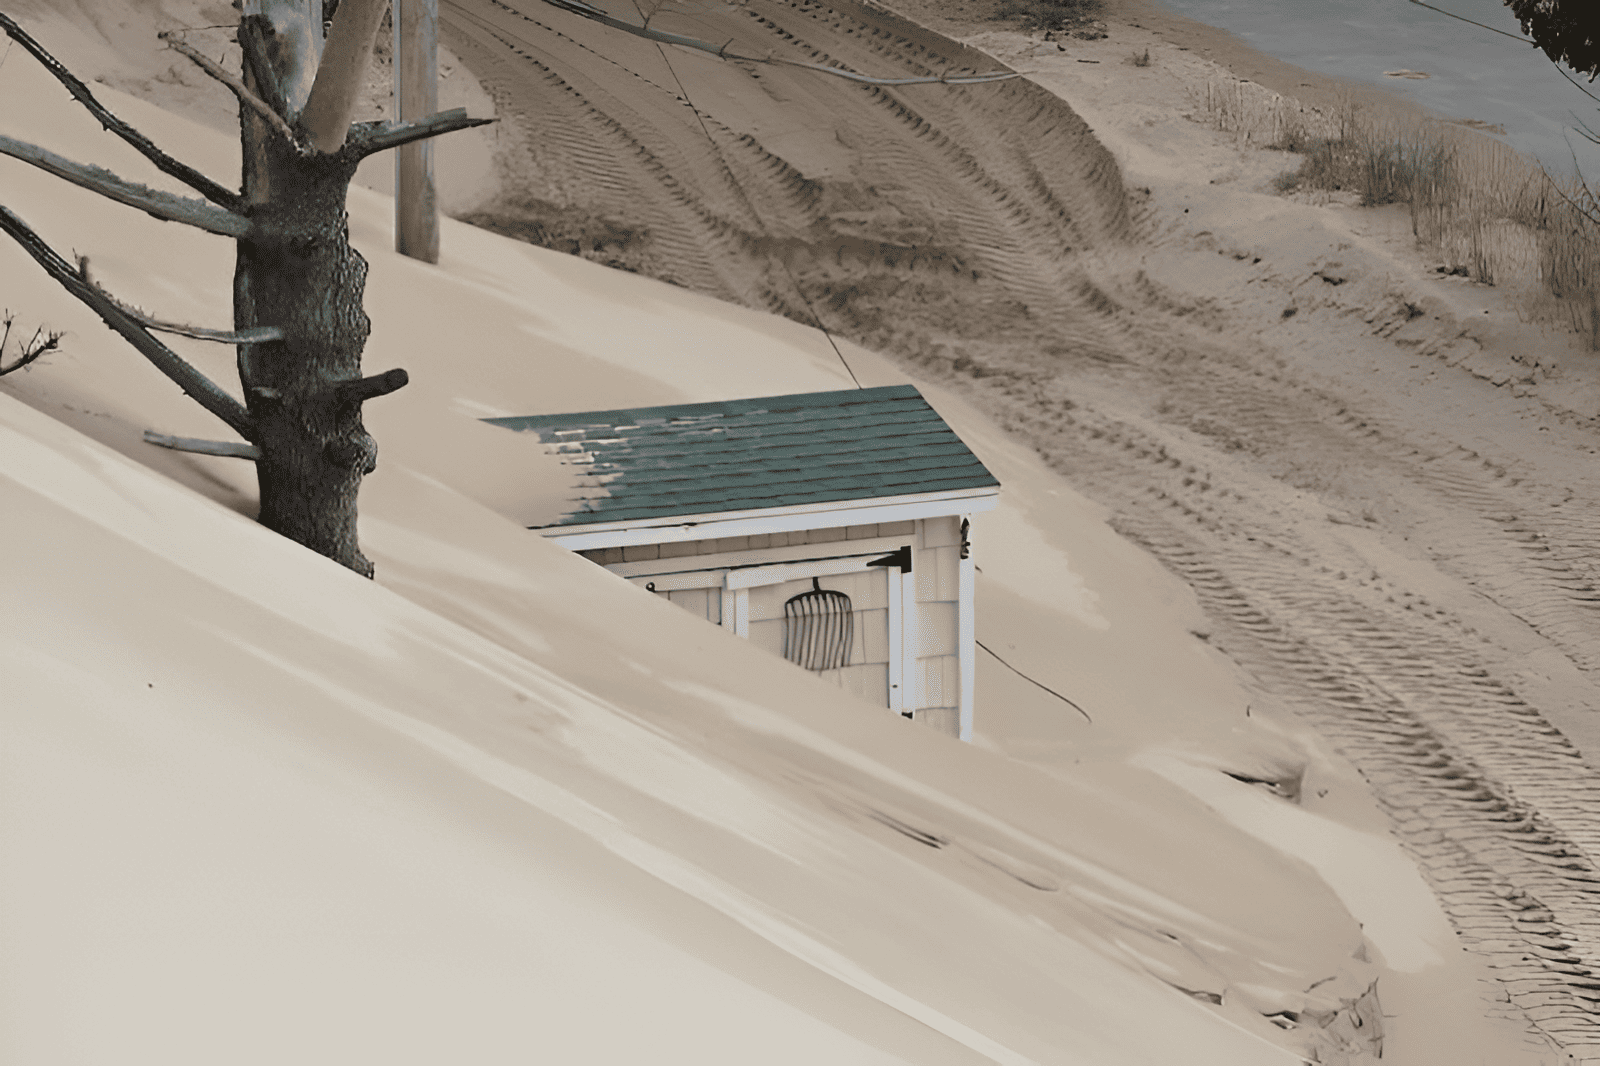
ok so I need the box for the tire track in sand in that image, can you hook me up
[439,0,1600,1052]
[935,360,1600,1055]
[444,0,1133,358]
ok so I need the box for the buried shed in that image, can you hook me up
[485,384,1000,739]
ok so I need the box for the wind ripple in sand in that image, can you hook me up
[442,0,1130,358]
[440,0,1600,1053]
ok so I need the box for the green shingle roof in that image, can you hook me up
[484,384,1000,528]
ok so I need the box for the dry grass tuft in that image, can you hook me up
[1190,77,1600,348]
[991,0,1101,32]
[1188,77,1342,153]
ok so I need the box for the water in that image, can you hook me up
[1151,0,1600,178]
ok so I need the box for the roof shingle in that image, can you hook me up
[484,384,1000,528]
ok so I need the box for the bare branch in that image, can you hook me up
[1545,149,1600,227]
[143,430,261,460]
[0,135,252,238]
[351,108,496,158]
[1550,57,1600,106]
[147,321,283,345]
[300,0,390,154]
[335,368,410,404]
[0,205,255,440]
[237,15,291,120]
[0,312,63,376]
[159,31,301,145]
[527,0,1021,85]
[0,13,241,210]
[74,268,284,344]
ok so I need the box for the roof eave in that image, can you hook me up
[537,486,1001,550]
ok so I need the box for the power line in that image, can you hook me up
[1404,0,1537,45]
[1405,0,1600,104]
[976,639,1092,723]
[641,24,863,389]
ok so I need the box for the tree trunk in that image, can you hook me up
[236,92,378,576]
[2,3,483,578]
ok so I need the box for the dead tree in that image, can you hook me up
[1,1,1011,577]
[0,2,488,577]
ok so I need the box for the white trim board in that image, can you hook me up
[888,566,904,715]
[620,552,900,593]
[898,568,918,716]
[538,488,999,551]
[602,536,908,581]
[626,569,727,593]
[957,514,976,742]
[726,553,893,590]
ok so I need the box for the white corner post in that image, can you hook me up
[394,0,439,262]
[887,565,905,717]
[958,515,975,742]
[733,587,750,639]
[900,564,919,721]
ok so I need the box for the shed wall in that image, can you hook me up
[911,515,963,737]
[747,569,891,705]
[582,518,968,739]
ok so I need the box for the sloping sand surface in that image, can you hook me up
[10,382,1337,1065]
[408,1,1600,1054]
[443,0,1132,355]
[0,2,1589,1062]
[1,66,1383,1062]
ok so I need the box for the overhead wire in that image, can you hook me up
[549,0,1018,84]
[976,640,1092,723]
[632,1,863,387]
[1404,0,1540,45]
[1403,0,1597,104]
[625,16,1099,722]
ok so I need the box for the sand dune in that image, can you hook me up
[444,0,1133,360]
[0,36,1414,1064]
[436,10,1600,1056]
[425,2,1600,1058]
[3,1,1598,1062]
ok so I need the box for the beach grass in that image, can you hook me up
[1191,76,1600,347]
[1189,77,1343,154]
[990,0,1101,32]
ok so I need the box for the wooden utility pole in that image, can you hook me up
[394,0,438,263]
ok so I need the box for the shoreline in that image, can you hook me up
[877,0,1463,130]
[1108,0,1449,125]
[874,0,1600,426]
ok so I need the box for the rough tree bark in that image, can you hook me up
[236,0,411,576]
[0,2,487,577]
[2,0,1008,577]
[235,133,383,574]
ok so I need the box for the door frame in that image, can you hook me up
[621,549,915,714]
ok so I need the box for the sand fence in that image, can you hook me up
[1189,75,1600,347]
